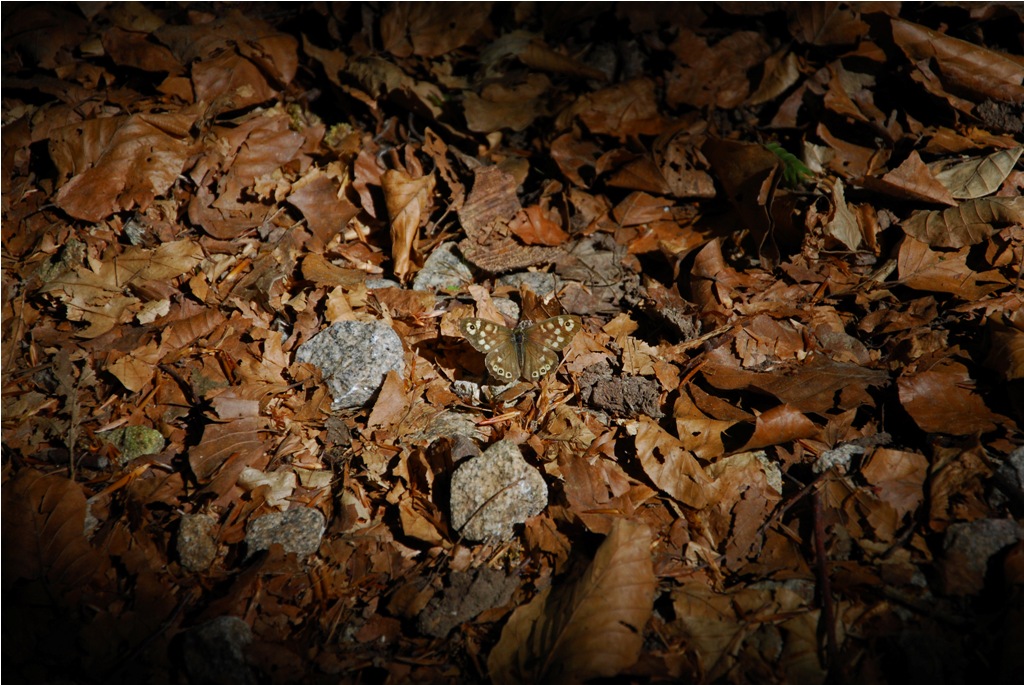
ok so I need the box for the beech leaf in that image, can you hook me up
[488,519,656,685]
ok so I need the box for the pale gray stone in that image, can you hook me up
[498,271,561,297]
[413,242,474,292]
[295,320,404,409]
[449,440,548,541]
[245,508,326,558]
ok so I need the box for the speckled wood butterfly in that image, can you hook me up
[460,315,582,382]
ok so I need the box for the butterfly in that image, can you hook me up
[460,315,582,382]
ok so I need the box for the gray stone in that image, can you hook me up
[813,443,864,473]
[178,513,218,572]
[406,410,483,445]
[413,242,474,292]
[181,616,255,685]
[492,297,520,323]
[497,271,561,297]
[295,320,405,409]
[245,508,326,558]
[449,440,548,541]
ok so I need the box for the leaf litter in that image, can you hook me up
[2,3,1023,684]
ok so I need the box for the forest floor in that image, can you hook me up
[3,3,1024,684]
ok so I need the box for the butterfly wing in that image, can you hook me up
[519,340,559,380]
[520,315,582,380]
[460,318,501,353]
[485,341,521,382]
[460,317,520,381]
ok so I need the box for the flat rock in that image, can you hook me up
[449,440,548,542]
[295,320,404,409]
[245,508,326,558]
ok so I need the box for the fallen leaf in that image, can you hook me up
[488,519,656,685]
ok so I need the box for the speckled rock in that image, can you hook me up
[449,440,548,542]
[498,271,561,297]
[412,242,473,292]
[295,320,404,409]
[178,513,218,572]
[245,507,326,558]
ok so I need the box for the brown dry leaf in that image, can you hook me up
[870,151,957,205]
[508,205,570,246]
[189,411,268,481]
[381,2,490,58]
[749,49,802,105]
[740,404,818,451]
[480,30,607,81]
[860,448,928,520]
[928,444,992,526]
[557,78,666,137]
[366,371,412,430]
[382,168,436,281]
[102,26,182,74]
[892,18,1024,105]
[672,582,748,680]
[202,107,309,211]
[300,253,365,288]
[901,196,1024,248]
[632,417,712,509]
[898,357,1002,435]
[106,339,162,392]
[821,178,864,250]
[673,389,738,460]
[734,315,807,369]
[704,451,783,569]
[287,167,360,249]
[464,74,551,133]
[458,165,558,272]
[2,469,111,601]
[787,2,870,46]
[558,448,654,535]
[346,56,445,120]
[612,192,673,227]
[39,240,203,338]
[666,29,773,109]
[422,129,466,211]
[653,122,717,199]
[816,121,889,179]
[985,317,1024,381]
[702,346,888,414]
[602,153,673,195]
[930,146,1023,199]
[821,62,887,127]
[550,134,602,188]
[51,111,199,222]
[488,519,656,685]
[897,235,1008,296]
